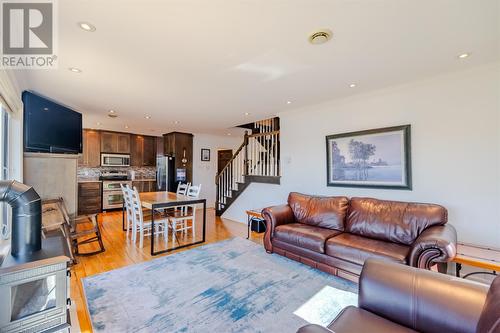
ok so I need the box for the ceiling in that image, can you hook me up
[10,0,500,136]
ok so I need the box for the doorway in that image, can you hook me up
[217,149,233,174]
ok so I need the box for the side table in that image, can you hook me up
[245,209,264,239]
[453,243,500,279]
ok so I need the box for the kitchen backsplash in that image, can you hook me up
[78,166,156,180]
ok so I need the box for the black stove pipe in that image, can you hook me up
[0,180,41,257]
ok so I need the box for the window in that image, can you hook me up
[0,103,10,240]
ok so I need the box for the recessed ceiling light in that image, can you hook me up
[458,53,470,59]
[349,83,357,88]
[125,125,129,129]
[69,67,82,73]
[244,112,250,116]
[145,115,151,119]
[96,122,101,126]
[173,120,179,124]
[107,110,118,118]
[78,22,96,32]
[308,29,333,45]
[286,101,292,105]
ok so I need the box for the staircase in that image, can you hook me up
[215,118,280,216]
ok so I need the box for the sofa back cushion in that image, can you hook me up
[287,192,349,231]
[346,197,447,245]
[476,275,500,333]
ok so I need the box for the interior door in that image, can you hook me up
[217,149,233,174]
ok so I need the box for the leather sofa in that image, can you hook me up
[297,259,500,333]
[262,192,457,281]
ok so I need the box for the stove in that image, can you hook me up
[100,171,132,210]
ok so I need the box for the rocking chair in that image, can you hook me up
[42,198,105,263]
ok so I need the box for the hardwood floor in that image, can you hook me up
[71,208,263,332]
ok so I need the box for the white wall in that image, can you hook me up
[0,69,23,182]
[223,62,500,248]
[192,133,244,207]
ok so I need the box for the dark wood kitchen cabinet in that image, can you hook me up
[78,182,102,215]
[79,129,101,167]
[130,135,156,166]
[143,136,156,166]
[156,136,164,156]
[163,132,193,183]
[101,131,130,154]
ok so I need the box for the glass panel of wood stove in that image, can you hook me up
[11,274,57,321]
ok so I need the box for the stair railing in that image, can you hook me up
[246,130,280,177]
[215,139,246,211]
[215,127,280,212]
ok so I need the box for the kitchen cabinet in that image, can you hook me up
[143,136,156,166]
[101,131,130,154]
[156,136,164,156]
[130,135,156,166]
[163,133,175,155]
[163,132,193,183]
[79,129,101,167]
[78,182,102,215]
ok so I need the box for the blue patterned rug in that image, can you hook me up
[83,238,357,332]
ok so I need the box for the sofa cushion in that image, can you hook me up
[346,197,447,245]
[325,233,410,265]
[328,306,417,333]
[476,275,500,333]
[274,223,342,253]
[288,192,349,231]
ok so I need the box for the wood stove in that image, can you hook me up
[0,181,71,333]
[0,237,70,333]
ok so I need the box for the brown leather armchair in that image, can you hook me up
[296,259,500,333]
[262,193,457,281]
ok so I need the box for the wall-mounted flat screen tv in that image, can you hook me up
[22,91,82,154]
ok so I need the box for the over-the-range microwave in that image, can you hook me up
[101,153,130,167]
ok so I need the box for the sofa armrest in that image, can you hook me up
[408,224,457,269]
[359,259,488,333]
[261,204,294,253]
[296,324,334,333]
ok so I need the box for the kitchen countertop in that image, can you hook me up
[78,179,102,183]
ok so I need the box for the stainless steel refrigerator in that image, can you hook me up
[156,155,175,192]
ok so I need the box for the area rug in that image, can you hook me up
[83,237,357,333]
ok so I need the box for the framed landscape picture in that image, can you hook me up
[326,125,412,189]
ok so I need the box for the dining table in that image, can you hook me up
[122,191,206,256]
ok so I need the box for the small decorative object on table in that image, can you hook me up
[453,243,500,279]
[326,125,412,189]
[201,148,210,161]
[245,209,266,239]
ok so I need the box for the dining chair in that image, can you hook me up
[168,184,201,239]
[129,186,167,248]
[121,184,134,234]
[176,182,191,195]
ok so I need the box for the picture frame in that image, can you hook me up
[326,125,412,189]
[201,148,210,161]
